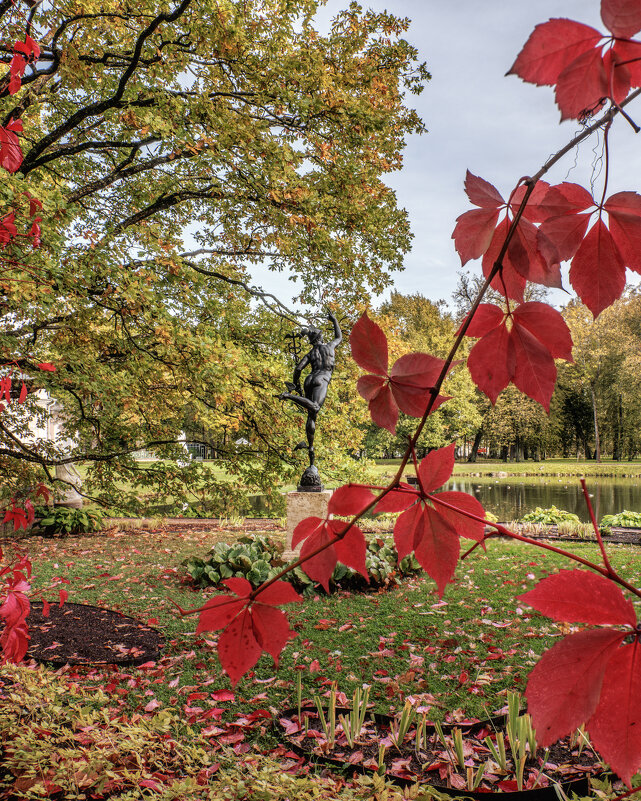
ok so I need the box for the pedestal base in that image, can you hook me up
[284,489,333,560]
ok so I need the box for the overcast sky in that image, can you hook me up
[254,1,641,311]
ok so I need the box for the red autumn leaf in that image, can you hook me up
[417,442,456,493]
[508,19,602,87]
[452,173,556,291]
[587,640,641,786]
[465,302,572,409]
[613,38,641,86]
[460,303,504,338]
[510,323,557,412]
[18,382,27,404]
[394,502,460,597]
[217,609,263,686]
[374,444,487,596]
[467,322,515,405]
[195,577,301,686]
[601,0,641,38]
[570,218,626,317]
[604,191,641,271]
[431,491,486,543]
[0,213,17,247]
[511,302,573,360]
[59,589,68,607]
[555,46,608,121]
[351,313,447,433]
[13,34,40,61]
[36,363,56,372]
[292,516,367,591]
[518,569,637,625]
[525,628,626,748]
[0,119,23,174]
[350,312,388,374]
[481,217,527,302]
[509,15,639,120]
[452,207,500,265]
[328,484,376,517]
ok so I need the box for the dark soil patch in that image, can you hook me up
[26,602,164,667]
[277,708,602,796]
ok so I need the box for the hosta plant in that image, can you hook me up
[178,0,641,788]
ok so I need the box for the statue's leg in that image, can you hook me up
[306,415,316,465]
[278,392,320,413]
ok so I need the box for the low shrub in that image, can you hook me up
[182,533,421,595]
[33,506,105,537]
[519,506,580,526]
[600,510,641,530]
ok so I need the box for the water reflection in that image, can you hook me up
[444,476,641,522]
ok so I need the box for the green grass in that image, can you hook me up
[4,521,641,796]
[371,457,641,483]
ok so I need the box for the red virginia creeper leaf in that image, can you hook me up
[526,628,626,747]
[507,19,602,87]
[464,170,505,208]
[467,322,515,405]
[512,302,574,360]
[452,208,501,265]
[292,517,367,591]
[374,484,418,514]
[328,484,376,517]
[510,323,557,412]
[601,0,641,37]
[555,46,608,121]
[431,491,486,542]
[587,640,641,786]
[350,313,388,375]
[217,609,262,686]
[251,604,295,665]
[481,218,527,302]
[36,363,56,372]
[605,191,641,272]
[569,218,626,317]
[460,303,504,338]
[417,443,455,493]
[518,569,637,626]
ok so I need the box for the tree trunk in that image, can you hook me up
[467,429,483,463]
[590,385,601,462]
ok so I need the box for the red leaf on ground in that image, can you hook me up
[507,19,602,86]
[519,569,637,625]
[587,640,641,786]
[526,628,626,747]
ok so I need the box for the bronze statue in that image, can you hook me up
[279,311,342,490]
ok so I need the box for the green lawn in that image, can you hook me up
[2,521,639,797]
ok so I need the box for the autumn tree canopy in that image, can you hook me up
[0,0,428,510]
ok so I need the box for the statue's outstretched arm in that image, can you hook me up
[327,310,342,347]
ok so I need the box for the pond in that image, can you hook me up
[443,475,641,522]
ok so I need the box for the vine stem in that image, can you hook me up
[580,477,615,576]
[180,89,641,612]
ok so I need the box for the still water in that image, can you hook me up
[247,476,641,521]
[443,476,641,522]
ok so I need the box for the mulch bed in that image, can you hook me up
[26,602,164,667]
[277,707,601,798]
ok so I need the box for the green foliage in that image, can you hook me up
[34,505,105,537]
[182,533,421,594]
[600,510,641,529]
[0,663,215,799]
[519,506,580,525]
[1,0,429,508]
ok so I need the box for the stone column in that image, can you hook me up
[284,489,333,560]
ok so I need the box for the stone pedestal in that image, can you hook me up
[284,489,333,560]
